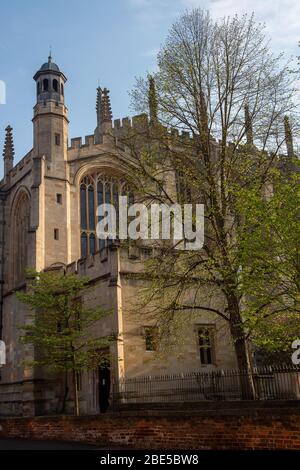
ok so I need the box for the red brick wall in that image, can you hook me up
[0,408,299,450]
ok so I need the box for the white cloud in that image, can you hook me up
[180,0,300,52]
[127,0,299,57]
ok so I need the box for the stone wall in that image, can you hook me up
[0,406,299,450]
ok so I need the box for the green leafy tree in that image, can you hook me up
[125,9,299,385]
[235,165,300,354]
[17,269,113,415]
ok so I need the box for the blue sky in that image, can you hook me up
[0,0,299,175]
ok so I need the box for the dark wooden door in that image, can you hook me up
[98,362,110,413]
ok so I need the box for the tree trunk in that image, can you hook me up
[232,333,256,400]
[59,369,69,414]
[73,370,80,416]
[228,295,256,399]
[230,323,251,369]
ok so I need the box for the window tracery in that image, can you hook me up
[80,173,133,257]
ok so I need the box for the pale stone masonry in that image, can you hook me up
[0,57,237,416]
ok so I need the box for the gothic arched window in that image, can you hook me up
[79,173,133,257]
[12,191,30,286]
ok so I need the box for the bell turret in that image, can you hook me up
[33,54,66,105]
[32,55,68,162]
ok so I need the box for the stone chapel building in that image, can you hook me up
[0,56,237,416]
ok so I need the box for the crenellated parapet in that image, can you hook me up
[68,135,95,150]
[64,243,116,277]
[10,150,32,177]
[61,242,152,283]
[67,113,202,153]
[0,149,33,189]
[113,114,148,134]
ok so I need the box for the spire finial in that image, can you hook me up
[3,125,14,159]
[48,46,52,63]
[94,85,113,142]
[244,103,253,145]
[199,89,209,152]
[284,115,294,158]
[3,125,14,177]
[96,86,102,127]
[148,75,158,124]
[100,87,112,124]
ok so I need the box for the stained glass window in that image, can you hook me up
[89,233,96,255]
[81,232,87,258]
[88,186,95,230]
[80,184,87,230]
[79,173,133,257]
